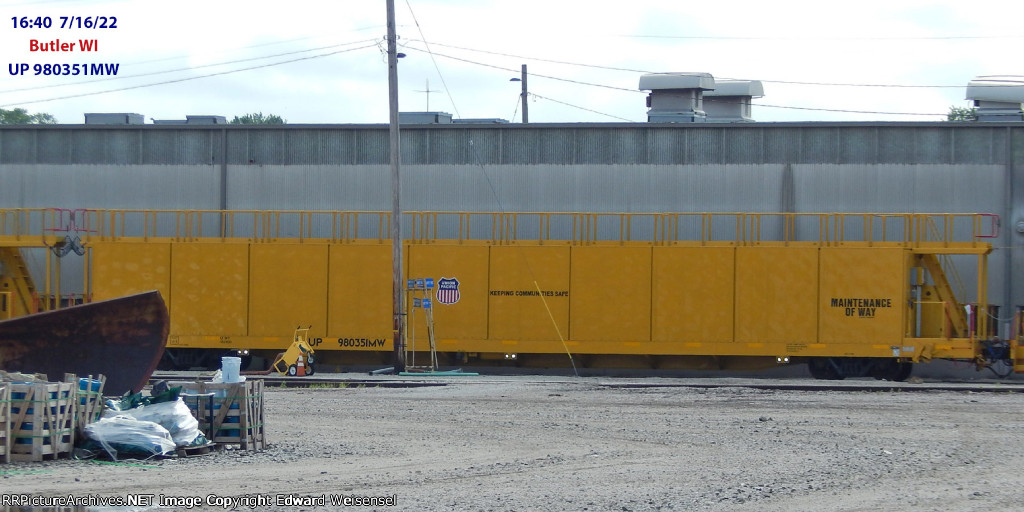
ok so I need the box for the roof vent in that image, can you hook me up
[704,80,764,122]
[84,113,144,125]
[639,72,716,123]
[399,112,453,124]
[966,76,1024,122]
[185,115,228,125]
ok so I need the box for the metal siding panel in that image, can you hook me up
[501,129,536,164]
[248,244,328,337]
[913,127,952,164]
[609,128,647,165]
[328,245,392,338]
[819,248,905,343]
[722,127,764,164]
[576,129,611,164]
[240,130,284,165]
[463,128,502,165]
[570,246,651,342]
[226,164,389,212]
[407,245,489,341]
[537,129,574,164]
[877,127,916,164]
[952,127,996,164]
[652,246,734,343]
[735,247,818,343]
[488,246,570,341]
[686,129,722,164]
[141,130,213,165]
[0,131,36,163]
[355,130,388,165]
[431,128,470,164]
[34,131,74,163]
[17,164,219,210]
[800,127,839,163]
[0,164,25,206]
[282,130,345,165]
[400,129,429,164]
[763,128,802,163]
[836,127,878,164]
[170,243,249,336]
[793,164,1003,213]
[647,129,686,165]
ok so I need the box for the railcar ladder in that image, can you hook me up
[0,247,36,318]
[917,253,969,337]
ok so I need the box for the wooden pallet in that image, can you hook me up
[174,380,265,451]
[8,381,75,462]
[0,385,9,463]
[174,441,221,458]
[64,373,107,433]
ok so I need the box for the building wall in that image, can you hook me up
[1,122,1021,332]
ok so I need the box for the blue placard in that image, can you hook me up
[407,279,415,289]
[415,278,425,289]
[425,278,435,289]
[423,298,432,309]
[413,298,422,308]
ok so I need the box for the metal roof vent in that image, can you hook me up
[185,115,228,125]
[639,72,716,123]
[84,113,144,125]
[399,112,453,124]
[966,76,1024,122]
[704,80,764,122]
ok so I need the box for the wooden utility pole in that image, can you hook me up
[386,0,405,373]
[520,64,529,123]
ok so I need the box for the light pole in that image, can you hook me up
[510,64,528,123]
[386,0,405,373]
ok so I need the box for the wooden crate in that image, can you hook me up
[175,380,265,451]
[64,373,107,433]
[0,385,9,463]
[8,381,75,462]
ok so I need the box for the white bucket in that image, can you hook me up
[221,356,242,383]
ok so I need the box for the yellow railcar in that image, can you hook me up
[1,209,1018,380]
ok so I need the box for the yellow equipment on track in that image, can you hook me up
[270,326,316,377]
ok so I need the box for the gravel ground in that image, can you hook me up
[2,376,1023,511]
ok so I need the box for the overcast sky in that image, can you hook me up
[1,0,1021,124]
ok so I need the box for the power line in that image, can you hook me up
[0,44,378,109]
[528,93,636,122]
[752,102,945,117]
[404,40,1024,89]
[402,43,950,118]
[400,45,640,93]
[0,38,379,95]
[407,40,650,75]
[120,27,386,67]
[402,0,460,118]
[617,34,1024,41]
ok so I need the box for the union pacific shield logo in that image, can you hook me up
[435,277,460,305]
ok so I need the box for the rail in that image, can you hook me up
[0,209,999,247]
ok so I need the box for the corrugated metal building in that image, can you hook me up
[1,121,1022,333]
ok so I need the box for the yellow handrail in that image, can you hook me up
[0,208,999,247]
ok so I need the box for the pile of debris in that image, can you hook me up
[77,382,213,460]
[0,368,265,463]
[0,371,104,462]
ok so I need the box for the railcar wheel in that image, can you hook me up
[892,362,913,382]
[808,358,844,380]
